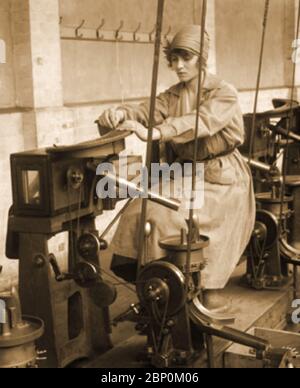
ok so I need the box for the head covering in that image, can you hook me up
[165,25,210,66]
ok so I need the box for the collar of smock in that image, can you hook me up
[167,72,223,97]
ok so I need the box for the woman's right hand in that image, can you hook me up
[98,108,125,129]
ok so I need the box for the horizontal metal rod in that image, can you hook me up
[201,323,269,351]
[242,155,274,173]
[104,172,180,211]
[275,126,300,142]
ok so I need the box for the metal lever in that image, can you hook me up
[242,155,280,175]
[49,254,102,288]
[112,304,141,326]
[49,254,74,282]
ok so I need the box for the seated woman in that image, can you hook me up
[98,25,255,309]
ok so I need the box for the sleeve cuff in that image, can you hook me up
[157,123,178,142]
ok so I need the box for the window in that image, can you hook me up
[21,170,41,205]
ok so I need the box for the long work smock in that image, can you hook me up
[110,72,255,289]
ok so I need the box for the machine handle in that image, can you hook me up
[242,156,280,176]
[49,254,74,282]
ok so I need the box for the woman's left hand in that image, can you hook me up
[118,120,161,142]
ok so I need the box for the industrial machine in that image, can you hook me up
[112,218,297,368]
[4,130,136,368]
[0,267,44,368]
[3,0,300,369]
[107,97,300,368]
[241,99,300,290]
[4,128,183,368]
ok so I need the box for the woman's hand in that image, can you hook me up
[118,120,161,142]
[98,108,125,129]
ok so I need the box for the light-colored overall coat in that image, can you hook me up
[111,72,255,289]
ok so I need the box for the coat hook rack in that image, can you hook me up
[96,18,105,40]
[164,26,172,41]
[115,20,124,41]
[75,19,85,38]
[133,22,141,41]
[149,24,156,42]
[60,19,164,45]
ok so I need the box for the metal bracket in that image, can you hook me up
[115,20,124,41]
[96,18,105,40]
[75,19,85,38]
[133,22,141,41]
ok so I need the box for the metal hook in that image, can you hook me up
[115,20,124,41]
[164,26,172,40]
[149,24,156,42]
[96,18,105,40]
[133,22,141,41]
[75,19,85,38]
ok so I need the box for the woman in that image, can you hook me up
[98,25,255,309]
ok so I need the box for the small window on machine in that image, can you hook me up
[21,170,40,205]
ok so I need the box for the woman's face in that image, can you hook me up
[170,50,199,82]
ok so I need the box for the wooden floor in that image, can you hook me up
[85,263,297,368]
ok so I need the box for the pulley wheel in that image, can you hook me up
[89,281,117,308]
[74,261,99,288]
[0,316,44,368]
[137,261,185,317]
[256,192,293,204]
[159,234,209,252]
[285,175,300,187]
[77,233,100,260]
[256,209,278,250]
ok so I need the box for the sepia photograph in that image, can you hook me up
[0,0,300,372]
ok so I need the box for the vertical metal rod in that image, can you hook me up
[185,0,207,290]
[137,0,165,274]
[248,0,270,162]
[205,334,215,368]
[293,265,298,300]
